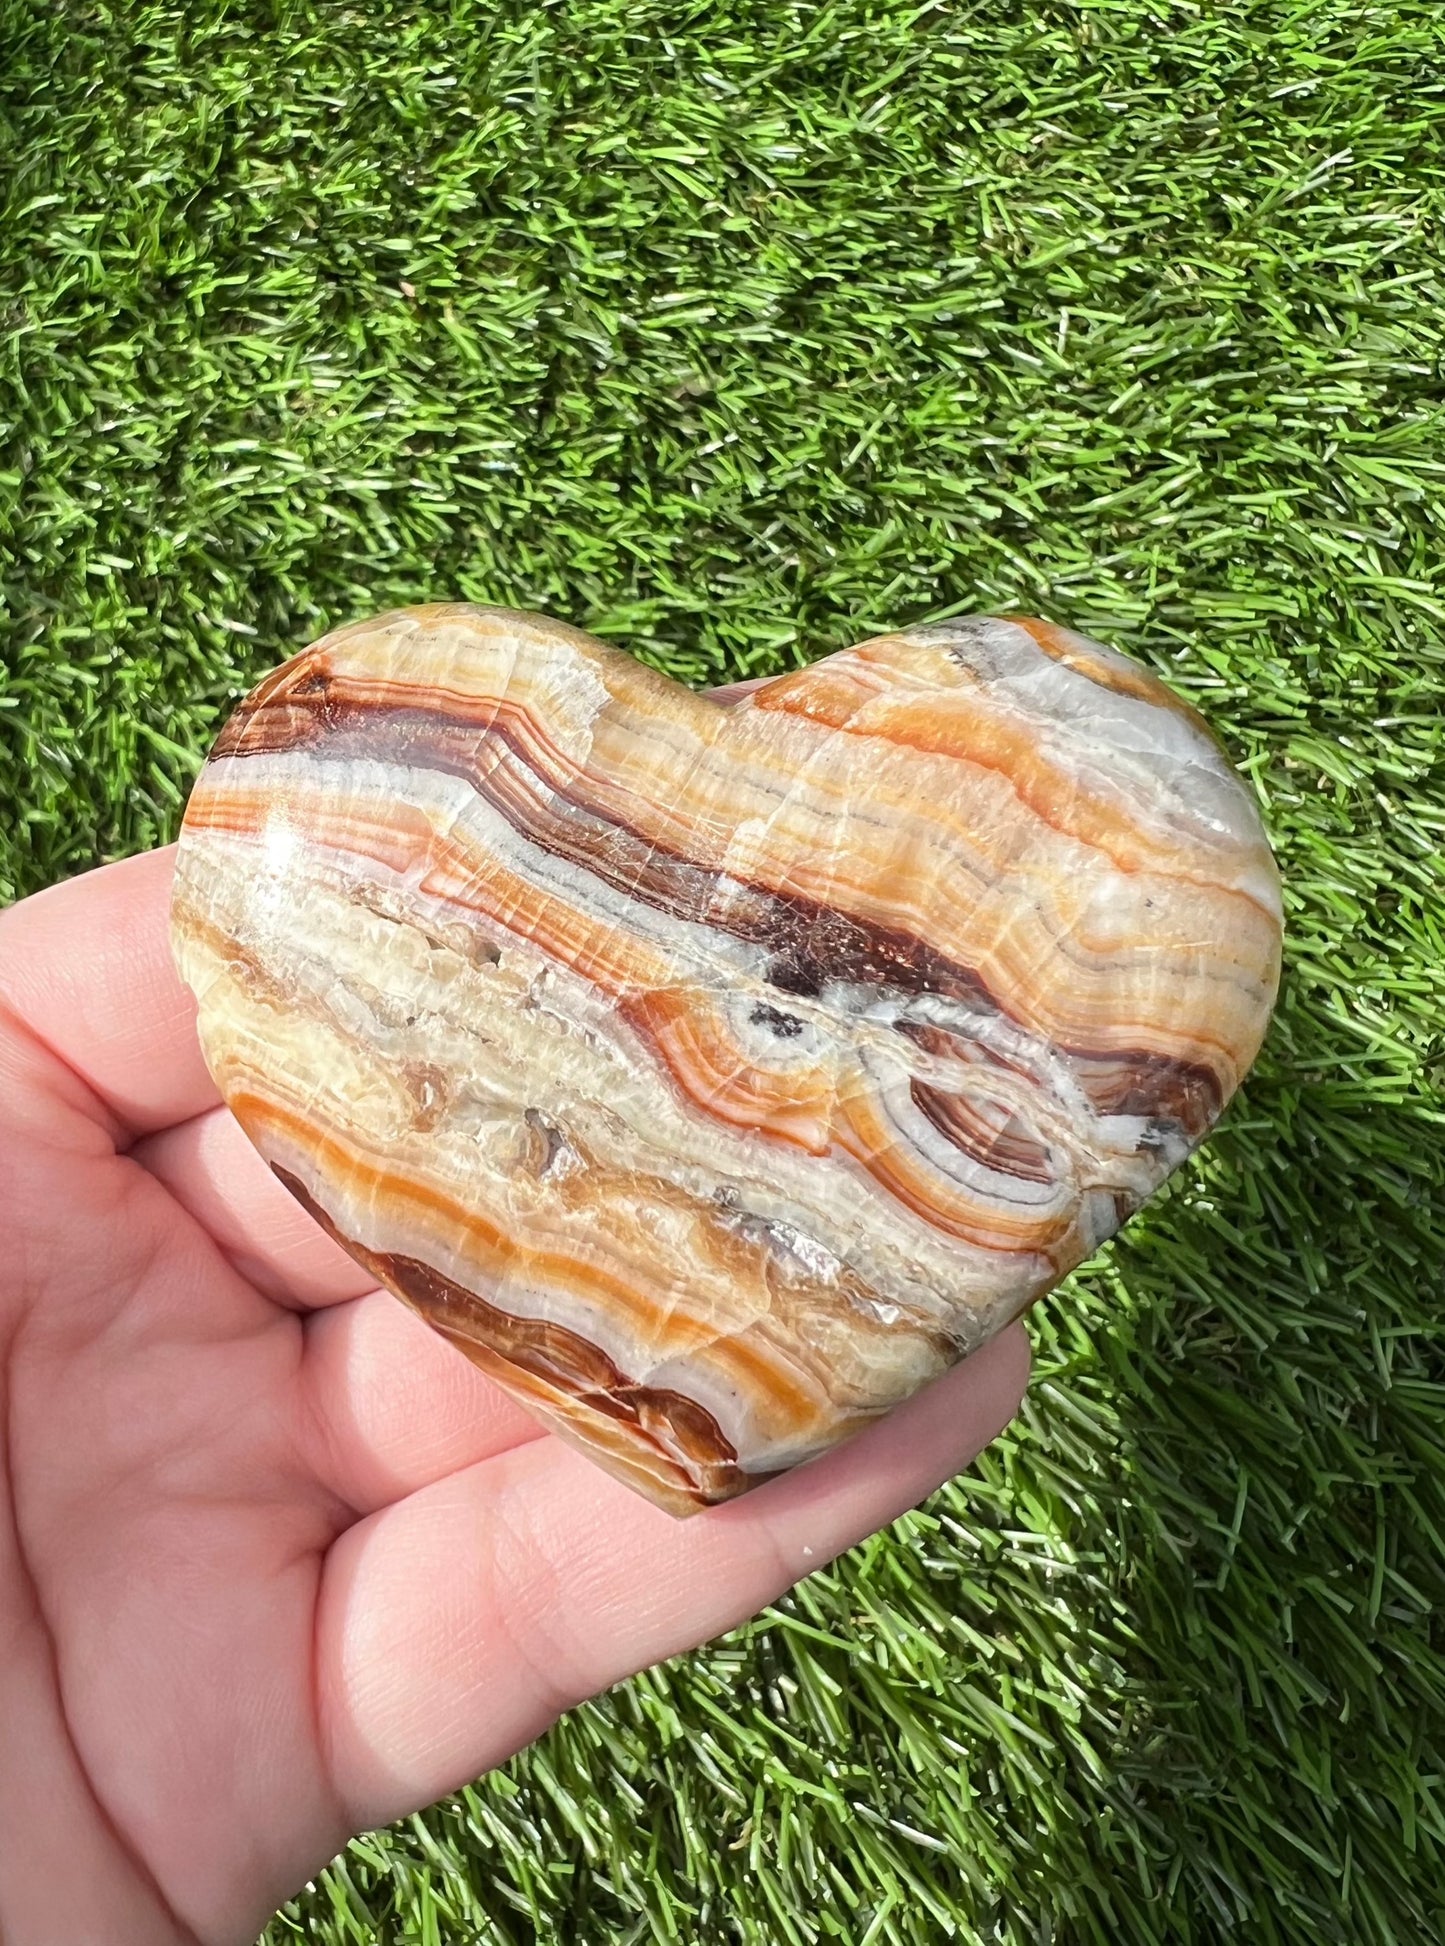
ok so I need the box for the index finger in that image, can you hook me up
[0,845,218,1144]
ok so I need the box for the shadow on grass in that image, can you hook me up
[999,973,1445,1945]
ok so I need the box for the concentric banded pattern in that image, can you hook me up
[171,605,1282,1512]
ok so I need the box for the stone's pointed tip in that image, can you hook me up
[173,604,1281,1514]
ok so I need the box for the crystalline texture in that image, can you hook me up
[171,605,1282,1514]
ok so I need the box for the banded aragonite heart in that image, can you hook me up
[171,605,1282,1515]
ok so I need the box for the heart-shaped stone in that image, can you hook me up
[172,604,1281,1514]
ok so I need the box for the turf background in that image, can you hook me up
[2,2,1443,1941]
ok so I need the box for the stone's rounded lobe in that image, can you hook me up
[171,605,1282,1515]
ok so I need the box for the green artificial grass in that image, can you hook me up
[3,0,1444,1940]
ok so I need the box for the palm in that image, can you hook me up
[0,848,1028,1946]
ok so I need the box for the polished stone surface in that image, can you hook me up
[172,605,1282,1512]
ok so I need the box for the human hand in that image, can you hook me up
[0,845,1029,1946]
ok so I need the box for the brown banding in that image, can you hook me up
[207,662,1226,1140]
[908,1080,1056,1186]
[272,1165,753,1506]
[170,604,1283,1513]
